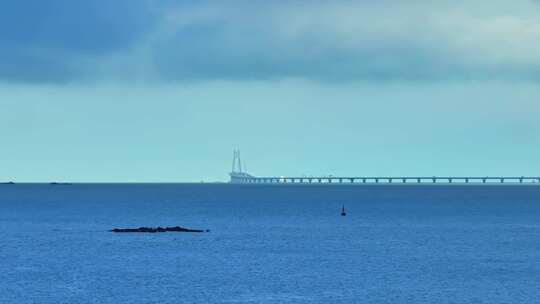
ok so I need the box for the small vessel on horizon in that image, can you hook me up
[341,205,346,216]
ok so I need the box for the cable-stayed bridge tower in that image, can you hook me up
[229,149,255,183]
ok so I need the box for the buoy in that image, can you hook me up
[341,205,346,216]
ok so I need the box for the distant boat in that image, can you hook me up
[50,182,73,185]
[341,205,346,216]
[1,181,15,185]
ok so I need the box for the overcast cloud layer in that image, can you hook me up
[1,0,540,83]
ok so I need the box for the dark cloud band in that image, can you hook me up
[0,0,539,83]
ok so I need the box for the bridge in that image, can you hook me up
[229,150,540,185]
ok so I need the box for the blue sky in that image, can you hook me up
[1,0,540,182]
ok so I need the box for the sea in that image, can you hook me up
[1,183,539,304]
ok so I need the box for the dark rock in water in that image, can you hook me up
[110,226,208,233]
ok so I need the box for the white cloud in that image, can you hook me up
[134,0,540,81]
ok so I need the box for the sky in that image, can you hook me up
[1,0,540,182]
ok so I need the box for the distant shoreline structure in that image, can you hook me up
[229,150,540,185]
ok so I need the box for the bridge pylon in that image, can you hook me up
[230,149,254,183]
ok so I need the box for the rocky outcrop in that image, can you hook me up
[110,226,208,233]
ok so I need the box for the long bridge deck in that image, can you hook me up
[228,150,539,185]
[230,175,540,185]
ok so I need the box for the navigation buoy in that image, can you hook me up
[341,205,346,216]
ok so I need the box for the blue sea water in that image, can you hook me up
[1,184,539,303]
